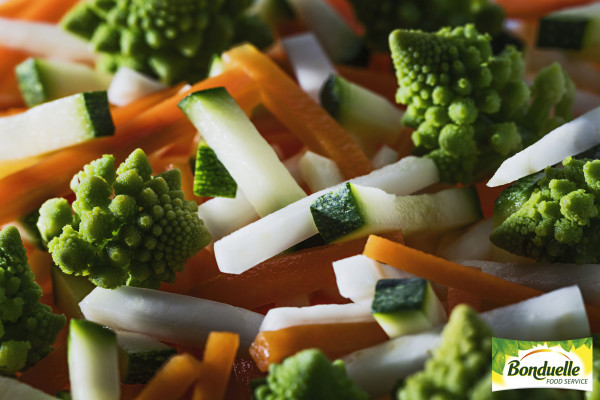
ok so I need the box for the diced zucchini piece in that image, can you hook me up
[68,319,120,400]
[298,150,343,192]
[16,58,112,107]
[51,264,95,319]
[321,74,404,155]
[179,87,306,217]
[208,54,225,77]
[116,331,176,385]
[287,0,365,64]
[537,3,600,60]
[0,91,114,162]
[371,278,446,338]
[310,183,482,243]
[107,66,166,107]
[193,141,238,198]
[0,376,59,400]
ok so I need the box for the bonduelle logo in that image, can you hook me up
[492,337,593,391]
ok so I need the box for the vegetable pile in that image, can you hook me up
[0,0,600,399]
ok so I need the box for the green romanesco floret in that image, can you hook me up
[490,156,600,263]
[390,24,575,184]
[0,226,66,376]
[253,348,368,400]
[349,0,505,52]
[60,0,272,84]
[396,304,578,400]
[38,148,211,289]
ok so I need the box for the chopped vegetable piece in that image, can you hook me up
[80,286,264,347]
[222,43,374,180]
[136,353,203,400]
[0,91,114,162]
[192,332,239,400]
[371,278,446,338]
[253,348,368,400]
[390,24,575,184]
[68,319,119,400]
[250,321,388,372]
[0,226,66,375]
[179,87,306,216]
[16,57,112,107]
[61,0,254,84]
[192,142,237,198]
[491,156,600,263]
[40,149,211,289]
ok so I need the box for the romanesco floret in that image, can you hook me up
[396,305,577,400]
[253,348,367,400]
[349,0,504,52]
[490,156,600,263]
[0,226,66,375]
[390,24,575,184]
[38,149,211,289]
[60,0,271,84]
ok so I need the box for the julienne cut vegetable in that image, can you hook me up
[2,0,600,399]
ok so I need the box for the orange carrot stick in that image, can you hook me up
[222,44,373,179]
[19,339,68,395]
[363,235,600,331]
[364,235,544,305]
[135,353,204,400]
[250,322,388,372]
[192,332,240,400]
[160,248,220,295]
[0,68,259,226]
[0,0,33,18]
[190,231,404,310]
[110,84,185,127]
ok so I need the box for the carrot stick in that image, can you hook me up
[250,321,388,372]
[0,0,33,18]
[192,332,240,400]
[475,181,508,219]
[324,0,364,35]
[363,235,600,331]
[19,339,68,395]
[0,68,259,226]
[222,44,374,179]
[446,287,482,315]
[111,84,186,127]
[135,353,204,400]
[190,231,404,310]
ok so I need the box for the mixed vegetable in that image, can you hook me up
[1,0,600,399]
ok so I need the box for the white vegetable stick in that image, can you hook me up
[80,286,264,347]
[0,17,95,63]
[371,145,399,169]
[333,255,411,302]
[345,285,589,397]
[214,156,439,274]
[437,218,494,261]
[298,150,344,192]
[487,106,600,187]
[0,376,60,400]
[259,302,374,332]
[197,188,259,242]
[107,67,166,107]
[458,259,600,308]
[282,33,336,102]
